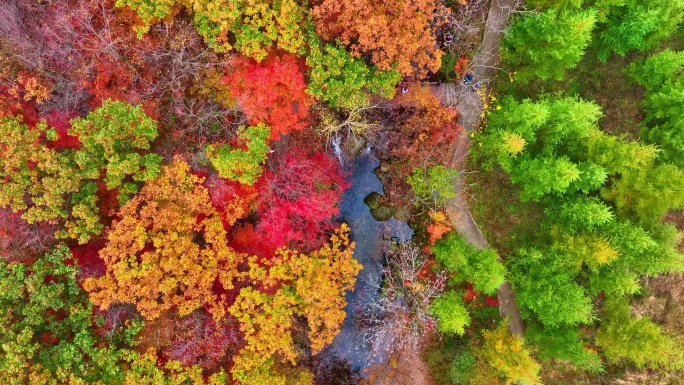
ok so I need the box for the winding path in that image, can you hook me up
[433,0,525,337]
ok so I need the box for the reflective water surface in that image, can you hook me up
[331,151,413,371]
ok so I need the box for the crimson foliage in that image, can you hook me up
[223,54,312,140]
[167,310,243,371]
[253,148,349,253]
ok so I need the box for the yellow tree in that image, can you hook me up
[0,116,95,242]
[122,348,230,385]
[0,101,161,244]
[117,0,308,61]
[479,322,542,385]
[0,116,85,232]
[84,158,241,321]
[229,224,361,385]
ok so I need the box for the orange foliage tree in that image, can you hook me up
[84,158,241,321]
[427,210,452,245]
[311,0,448,78]
[389,84,460,168]
[394,83,459,132]
[229,224,360,385]
[378,84,461,209]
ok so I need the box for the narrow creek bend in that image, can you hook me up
[331,150,414,372]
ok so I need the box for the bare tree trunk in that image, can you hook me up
[268,132,291,169]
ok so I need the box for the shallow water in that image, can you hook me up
[331,151,413,372]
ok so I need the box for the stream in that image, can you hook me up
[330,150,414,372]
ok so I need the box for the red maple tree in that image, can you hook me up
[44,109,80,149]
[252,147,349,254]
[167,310,243,371]
[69,240,107,279]
[223,54,311,140]
[204,173,257,229]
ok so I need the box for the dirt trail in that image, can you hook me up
[433,0,525,337]
[384,3,524,384]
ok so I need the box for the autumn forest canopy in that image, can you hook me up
[1,0,684,384]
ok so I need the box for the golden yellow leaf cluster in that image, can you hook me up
[84,157,242,321]
[229,224,360,385]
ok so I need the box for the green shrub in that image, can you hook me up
[595,297,684,370]
[509,249,593,327]
[0,245,142,382]
[306,42,401,109]
[602,164,684,226]
[407,165,459,206]
[597,0,684,60]
[431,291,472,335]
[503,9,596,83]
[526,324,604,373]
[206,123,270,185]
[432,233,506,295]
[630,50,684,166]
[449,348,477,383]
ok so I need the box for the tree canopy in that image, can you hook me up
[84,158,240,321]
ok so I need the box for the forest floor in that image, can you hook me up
[396,342,436,385]
[361,339,436,385]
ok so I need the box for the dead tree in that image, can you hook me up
[358,241,448,359]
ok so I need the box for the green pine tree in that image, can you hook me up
[503,9,596,83]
